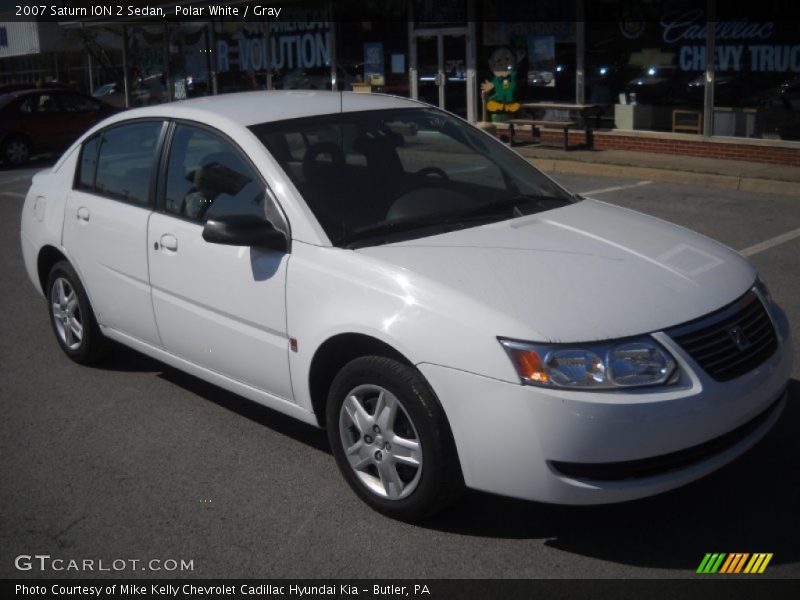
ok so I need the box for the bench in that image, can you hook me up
[672,109,702,134]
[507,119,578,150]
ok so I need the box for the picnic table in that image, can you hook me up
[510,102,605,150]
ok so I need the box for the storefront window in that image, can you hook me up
[212,5,331,94]
[168,23,213,100]
[77,27,124,101]
[414,0,467,27]
[478,21,576,125]
[710,18,800,140]
[128,25,167,106]
[336,21,410,96]
[213,21,270,93]
[586,0,706,133]
[269,12,332,92]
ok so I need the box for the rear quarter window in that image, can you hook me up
[75,135,100,191]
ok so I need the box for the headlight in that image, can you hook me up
[499,337,677,389]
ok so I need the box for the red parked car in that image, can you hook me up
[0,88,117,166]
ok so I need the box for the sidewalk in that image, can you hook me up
[515,145,800,196]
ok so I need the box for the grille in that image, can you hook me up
[668,290,777,382]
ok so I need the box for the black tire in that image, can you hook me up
[2,135,31,166]
[46,261,108,364]
[326,356,464,521]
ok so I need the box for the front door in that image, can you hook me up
[147,123,293,401]
[414,32,469,118]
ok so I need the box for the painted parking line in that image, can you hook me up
[580,180,653,196]
[739,227,800,257]
[0,171,41,184]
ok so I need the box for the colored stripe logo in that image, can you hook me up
[697,553,773,574]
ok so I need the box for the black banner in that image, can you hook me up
[3,579,800,600]
[3,0,800,24]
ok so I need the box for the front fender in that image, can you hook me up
[285,242,528,413]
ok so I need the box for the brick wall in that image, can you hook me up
[531,129,800,166]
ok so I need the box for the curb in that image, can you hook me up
[527,158,800,197]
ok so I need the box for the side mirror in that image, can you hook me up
[202,214,288,252]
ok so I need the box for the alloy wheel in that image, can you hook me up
[338,384,423,500]
[51,277,83,350]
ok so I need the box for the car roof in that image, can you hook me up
[108,90,424,127]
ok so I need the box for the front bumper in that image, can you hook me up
[418,303,792,505]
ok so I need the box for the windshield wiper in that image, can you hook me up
[336,216,448,248]
[453,196,527,220]
[336,194,566,249]
[446,194,565,221]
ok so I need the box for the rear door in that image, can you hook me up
[62,120,166,346]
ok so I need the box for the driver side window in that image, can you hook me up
[164,124,266,222]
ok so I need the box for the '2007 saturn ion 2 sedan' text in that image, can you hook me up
[20,92,792,520]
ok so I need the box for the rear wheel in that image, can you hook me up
[2,135,31,166]
[47,261,108,364]
[327,356,463,521]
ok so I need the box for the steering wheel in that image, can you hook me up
[415,166,450,181]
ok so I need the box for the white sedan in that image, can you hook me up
[20,91,792,520]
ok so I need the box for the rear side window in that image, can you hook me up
[18,93,61,114]
[88,121,163,206]
[60,93,101,112]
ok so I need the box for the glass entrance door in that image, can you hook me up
[414,32,468,118]
[416,35,440,109]
[442,34,467,118]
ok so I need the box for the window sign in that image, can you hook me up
[364,42,385,85]
[528,35,556,87]
[391,53,405,74]
[216,22,331,73]
[661,9,799,73]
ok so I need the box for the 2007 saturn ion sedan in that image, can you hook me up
[21,91,791,520]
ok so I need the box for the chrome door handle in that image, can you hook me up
[160,234,178,251]
[76,207,90,222]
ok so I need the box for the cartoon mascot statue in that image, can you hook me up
[481,46,524,122]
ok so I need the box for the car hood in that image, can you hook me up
[356,199,756,342]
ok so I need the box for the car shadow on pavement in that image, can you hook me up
[89,340,169,373]
[98,342,332,453]
[96,343,798,570]
[160,365,332,453]
[421,378,800,570]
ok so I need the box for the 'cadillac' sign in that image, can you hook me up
[662,10,799,72]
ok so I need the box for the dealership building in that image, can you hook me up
[1,0,799,165]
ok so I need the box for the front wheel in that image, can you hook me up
[327,356,463,521]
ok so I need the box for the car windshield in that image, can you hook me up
[249,107,577,248]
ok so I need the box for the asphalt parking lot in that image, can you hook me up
[1,161,798,579]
